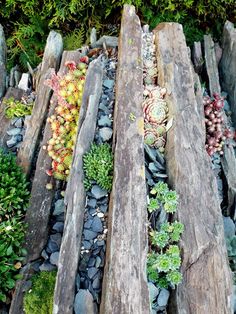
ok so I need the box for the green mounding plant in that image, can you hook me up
[4,97,33,119]
[23,271,57,314]
[83,143,113,191]
[147,181,184,289]
[0,150,29,302]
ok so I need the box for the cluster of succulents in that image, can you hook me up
[143,86,168,152]
[45,58,88,180]
[147,182,184,288]
[204,93,233,156]
[4,97,33,119]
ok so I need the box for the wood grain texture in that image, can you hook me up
[53,56,104,314]
[17,32,63,176]
[154,22,233,314]
[100,5,150,314]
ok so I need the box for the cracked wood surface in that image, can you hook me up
[154,22,233,314]
[53,56,104,314]
[100,5,150,314]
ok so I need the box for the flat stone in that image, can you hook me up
[52,222,64,233]
[7,128,21,136]
[18,73,30,91]
[91,185,107,199]
[98,115,112,127]
[91,216,103,233]
[103,80,114,89]
[53,199,65,216]
[39,261,56,271]
[14,117,24,128]
[50,251,59,266]
[76,274,81,291]
[87,198,97,208]
[47,239,59,253]
[99,204,108,213]
[92,277,101,290]
[148,282,159,303]
[84,219,93,229]
[6,136,18,148]
[50,233,62,247]
[223,216,236,238]
[95,256,102,268]
[74,289,98,314]
[99,102,110,114]
[84,229,97,241]
[82,240,92,250]
[41,249,49,260]
[157,288,170,307]
[97,240,105,247]
[88,257,96,267]
[99,127,113,142]
[88,267,98,279]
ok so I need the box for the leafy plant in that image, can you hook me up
[0,150,29,302]
[148,181,178,214]
[4,97,33,119]
[83,143,113,191]
[23,271,57,314]
[63,28,86,50]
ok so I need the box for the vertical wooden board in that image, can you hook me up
[17,31,63,176]
[100,5,150,314]
[154,22,233,314]
[9,51,82,314]
[53,57,104,314]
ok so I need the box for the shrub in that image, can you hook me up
[83,143,113,191]
[23,271,57,314]
[0,150,29,302]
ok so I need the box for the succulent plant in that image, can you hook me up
[45,58,88,180]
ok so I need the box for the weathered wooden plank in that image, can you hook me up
[53,56,104,314]
[204,34,221,96]
[0,24,7,98]
[100,5,149,314]
[220,21,236,125]
[154,22,233,314]
[0,87,25,148]
[17,31,63,176]
[9,51,81,314]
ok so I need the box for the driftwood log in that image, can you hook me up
[154,22,233,314]
[17,31,63,176]
[100,5,150,314]
[53,56,104,314]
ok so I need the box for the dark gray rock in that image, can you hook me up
[47,239,59,253]
[99,102,110,114]
[39,261,56,271]
[92,277,101,290]
[99,127,113,142]
[88,257,96,267]
[22,280,32,292]
[91,185,107,199]
[98,115,112,127]
[55,213,65,222]
[41,249,49,260]
[84,229,97,240]
[53,199,65,216]
[14,117,24,128]
[91,216,103,233]
[50,251,59,266]
[84,219,93,229]
[99,204,108,213]
[74,289,98,314]
[50,233,62,247]
[103,79,114,89]
[0,24,7,98]
[82,240,92,250]
[97,240,105,247]
[52,222,64,233]
[223,216,236,238]
[95,256,102,268]
[157,288,170,307]
[76,274,81,291]
[7,128,21,136]
[148,282,159,303]
[87,198,97,208]
[88,267,98,279]
[6,136,18,148]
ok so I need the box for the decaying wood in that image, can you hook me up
[17,31,63,176]
[204,34,221,96]
[154,22,233,314]
[53,56,104,314]
[9,51,81,314]
[0,87,25,148]
[100,5,149,314]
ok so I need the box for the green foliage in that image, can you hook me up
[1,0,235,71]
[23,271,57,314]
[4,97,33,119]
[226,236,236,272]
[83,143,113,191]
[148,181,178,214]
[147,181,184,289]
[0,150,29,302]
[63,28,85,51]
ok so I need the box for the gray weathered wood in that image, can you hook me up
[154,22,233,314]
[9,51,81,314]
[53,56,104,314]
[220,21,236,125]
[204,34,221,96]
[0,88,25,148]
[0,24,7,98]
[17,31,63,176]
[100,5,149,314]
